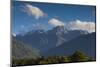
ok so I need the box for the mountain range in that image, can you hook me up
[43,32,96,59]
[14,26,96,59]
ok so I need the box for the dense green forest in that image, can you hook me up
[12,50,94,66]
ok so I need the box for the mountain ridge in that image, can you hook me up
[12,37,41,59]
[43,32,96,59]
[15,26,94,54]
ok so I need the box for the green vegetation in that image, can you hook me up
[12,38,41,60]
[12,50,93,66]
[69,50,90,62]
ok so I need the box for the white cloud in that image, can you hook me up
[12,33,16,37]
[32,23,47,30]
[67,20,95,33]
[23,4,45,19]
[48,18,65,27]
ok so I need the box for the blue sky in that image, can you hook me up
[12,1,96,34]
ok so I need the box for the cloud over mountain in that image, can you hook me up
[32,23,47,30]
[67,20,95,33]
[48,18,65,27]
[22,4,45,19]
[48,18,95,33]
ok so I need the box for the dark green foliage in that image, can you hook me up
[12,50,93,66]
[69,50,90,62]
[12,58,38,66]
[38,56,69,64]
[12,56,69,66]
